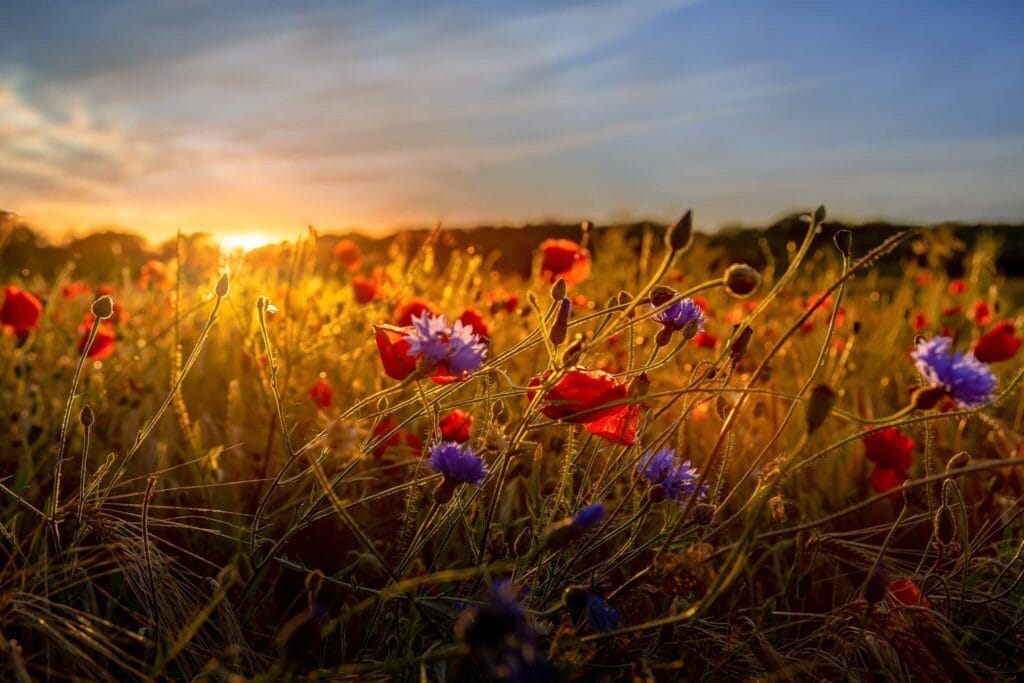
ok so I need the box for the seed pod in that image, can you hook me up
[551,278,568,301]
[215,273,230,297]
[833,229,852,257]
[729,325,754,366]
[654,327,674,348]
[693,502,716,526]
[79,404,95,427]
[724,264,761,298]
[934,504,957,545]
[563,585,588,612]
[256,295,270,312]
[664,209,693,252]
[813,205,827,224]
[549,297,571,347]
[649,285,677,308]
[911,385,947,411]
[805,385,837,434]
[946,451,971,472]
[91,295,115,320]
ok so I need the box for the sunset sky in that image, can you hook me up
[2,0,1023,244]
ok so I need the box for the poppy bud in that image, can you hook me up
[605,295,618,310]
[563,585,588,612]
[934,504,957,545]
[729,325,754,366]
[551,278,568,301]
[911,385,947,411]
[693,502,716,526]
[681,317,701,341]
[256,295,270,312]
[79,404,95,427]
[833,229,852,257]
[562,336,585,366]
[715,396,732,420]
[550,297,571,347]
[654,327,673,348]
[617,290,633,307]
[91,295,115,320]
[649,285,676,308]
[946,451,970,472]
[513,527,533,556]
[813,205,827,224]
[664,209,693,252]
[215,273,230,297]
[724,264,761,298]
[805,384,837,434]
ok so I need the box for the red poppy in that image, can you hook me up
[887,579,931,608]
[309,377,333,408]
[571,294,590,308]
[864,427,914,493]
[942,303,963,318]
[910,310,929,333]
[914,272,933,286]
[692,295,712,317]
[374,326,417,380]
[947,279,966,295]
[393,297,440,326]
[458,307,489,339]
[972,300,991,326]
[370,417,422,474]
[439,409,473,442]
[334,239,362,272]
[352,276,378,304]
[61,281,90,300]
[1,286,43,333]
[801,292,844,334]
[528,368,639,445]
[539,239,591,287]
[484,288,518,314]
[139,259,170,289]
[80,321,116,360]
[974,320,1021,363]
[694,331,718,349]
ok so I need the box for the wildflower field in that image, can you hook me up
[2,210,1023,681]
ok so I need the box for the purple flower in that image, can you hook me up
[912,336,996,408]
[571,503,605,530]
[653,297,706,333]
[427,441,489,487]
[637,447,706,502]
[585,593,620,633]
[404,312,488,378]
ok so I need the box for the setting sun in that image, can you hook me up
[218,232,276,252]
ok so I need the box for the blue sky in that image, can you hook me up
[2,0,1023,240]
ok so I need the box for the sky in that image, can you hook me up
[2,0,1023,243]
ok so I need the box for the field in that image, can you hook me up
[1,211,1023,681]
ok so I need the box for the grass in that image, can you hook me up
[1,212,1022,681]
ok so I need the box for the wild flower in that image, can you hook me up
[393,297,439,327]
[457,307,490,338]
[528,368,640,445]
[352,276,378,304]
[653,296,706,334]
[539,238,590,286]
[439,409,473,442]
[912,336,997,408]
[1,285,43,334]
[79,320,116,359]
[309,378,333,408]
[974,320,1020,363]
[863,427,915,492]
[333,238,362,272]
[637,448,706,502]
[427,441,488,488]
[887,578,931,608]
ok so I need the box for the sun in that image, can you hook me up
[218,232,276,252]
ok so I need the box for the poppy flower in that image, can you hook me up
[79,321,116,360]
[801,292,844,334]
[914,272,933,286]
[528,368,639,445]
[948,279,966,295]
[61,281,90,300]
[863,427,915,493]
[458,307,489,339]
[439,409,473,442]
[374,326,418,380]
[369,417,422,474]
[334,239,362,272]
[352,276,378,304]
[974,320,1021,363]
[910,310,929,333]
[393,297,440,327]
[972,300,991,326]
[139,259,170,289]
[887,579,931,608]
[1,286,43,334]
[538,238,590,287]
[694,331,718,349]
[404,313,487,383]
[309,377,333,408]
[942,304,963,318]
[484,287,518,314]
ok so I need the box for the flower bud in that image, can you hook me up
[813,205,827,224]
[91,295,115,320]
[664,209,693,252]
[934,504,957,545]
[681,317,701,341]
[729,325,754,366]
[654,327,674,348]
[805,384,837,434]
[724,264,761,298]
[649,285,677,308]
[549,297,571,347]
[79,404,95,427]
[946,451,971,472]
[833,229,852,257]
[617,290,633,307]
[551,278,568,301]
[911,385,947,411]
[215,273,230,297]
[693,502,716,526]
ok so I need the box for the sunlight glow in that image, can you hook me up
[218,232,276,252]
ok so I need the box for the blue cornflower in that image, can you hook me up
[637,447,706,502]
[911,336,997,408]
[405,312,451,365]
[427,441,489,487]
[447,318,488,375]
[571,503,605,530]
[585,593,621,633]
[653,297,706,333]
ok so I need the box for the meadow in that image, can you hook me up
[1,210,1023,681]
